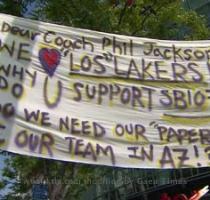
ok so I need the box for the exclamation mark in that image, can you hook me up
[193,145,201,167]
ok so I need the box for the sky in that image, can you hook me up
[0,154,8,196]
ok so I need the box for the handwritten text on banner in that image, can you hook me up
[0,14,210,168]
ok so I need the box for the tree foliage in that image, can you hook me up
[31,0,209,39]
[0,0,209,199]
[1,154,98,199]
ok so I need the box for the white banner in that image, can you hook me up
[0,14,210,168]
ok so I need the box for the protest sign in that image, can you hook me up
[0,14,210,168]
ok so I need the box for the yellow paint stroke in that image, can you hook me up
[71,64,81,71]
[38,43,57,50]
[162,114,210,125]
[0,139,5,146]
[200,100,209,112]
[69,74,207,90]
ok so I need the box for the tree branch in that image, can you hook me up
[118,1,128,26]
